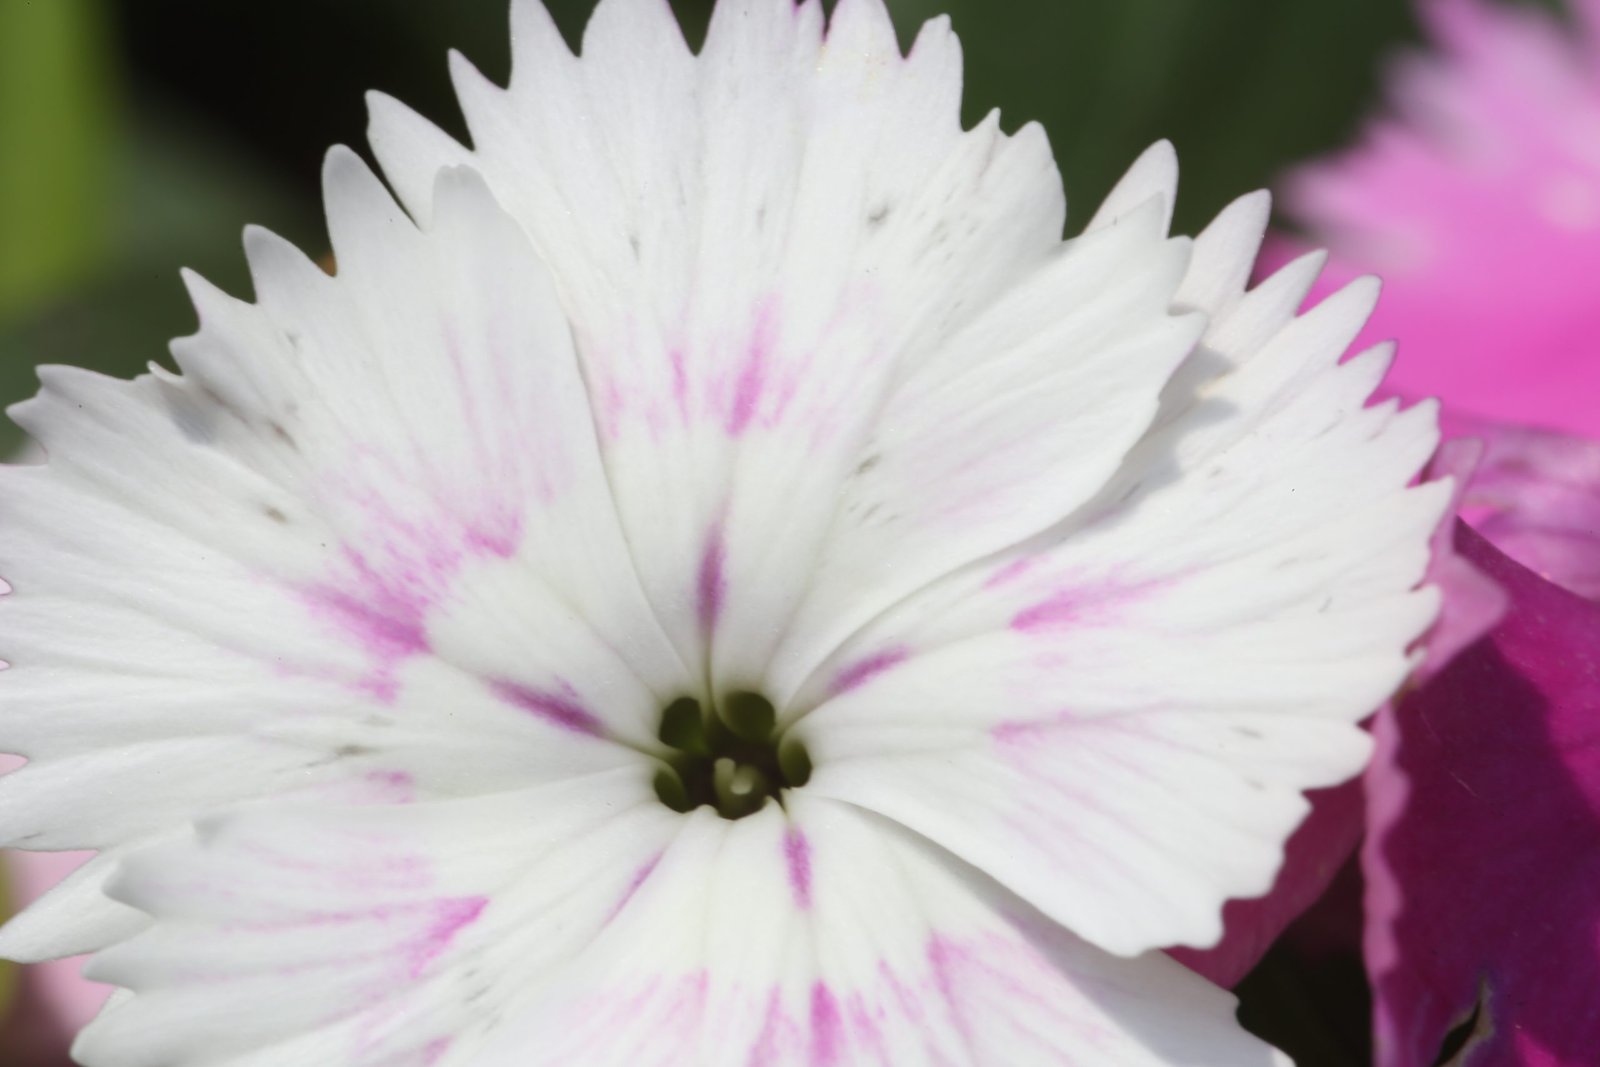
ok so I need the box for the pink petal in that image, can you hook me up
[1365,524,1600,1067]
[1278,0,1600,441]
[1443,414,1600,601]
[1414,439,1513,676]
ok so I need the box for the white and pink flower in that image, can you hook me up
[0,1,1447,1063]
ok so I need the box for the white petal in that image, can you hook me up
[73,771,680,1067]
[367,0,1191,705]
[766,204,1203,695]
[1,150,686,950]
[469,797,1286,1066]
[69,792,1283,1066]
[790,244,1447,956]
[1088,139,1179,234]
[0,847,146,961]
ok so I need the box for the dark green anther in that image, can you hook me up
[651,690,812,820]
[719,690,776,743]
[657,695,708,754]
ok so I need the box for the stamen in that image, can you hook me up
[652,691,810,819]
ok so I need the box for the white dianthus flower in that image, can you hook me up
[0,1,1445,1063]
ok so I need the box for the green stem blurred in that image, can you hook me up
[0,0,116,324]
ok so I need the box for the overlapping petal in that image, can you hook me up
[1365,526,1600,1067]
[1442,414,1600,601]
[80,788,1287,1066]
[1171,437,1509,988]
[74,771,678,1067]
[786,198,1445,957]
[369,0,1204,695]
[0,158,666,961]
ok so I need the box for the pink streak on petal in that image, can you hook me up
[407,897,489,978]
[784,828,813,910]
[288,465,528,700]
[292,550,453,702]
[604,852,664,925]
[670,347,690,419]
[747,987,791,1066]
[300,582,430,664]
[728,302,779,436]
[488,680,604,736]
[808,982,842,1067]
[463,522,521,560]
[696,525,727,632]
[1010,580,1149,633]
[364,770,417,803]
[924,937,980,1053]
[827,647,908,696]
[1365,525,1600,1067]
[984,555,1042,590]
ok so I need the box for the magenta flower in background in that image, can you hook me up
[1267,0,1600,1063]
[1280,0,1600,602]
[1286,0,1600,442]
[1364,527,1600,1067]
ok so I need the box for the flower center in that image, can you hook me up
[652,691,812,820]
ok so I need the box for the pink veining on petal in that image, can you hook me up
[462,521,522,560]
[984,555,1043,590]
[604,852,665,926]
[727,302,779,437]
[827,647,909,696]
[1010,579,1149,633]
[747,987,792,1067]
[299,547,434,680]
[406,897,489,978]
[669,346,690,419]
[989,715,1059,748]
[696,525,727,632]
[294,494,526,700]
[364,770,417,803]
[924,937,980,1054]
[488,680,604,736]
[784,827,813,910]
[808,982,843,1067]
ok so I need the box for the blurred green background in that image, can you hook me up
[0,0,1562,1063]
